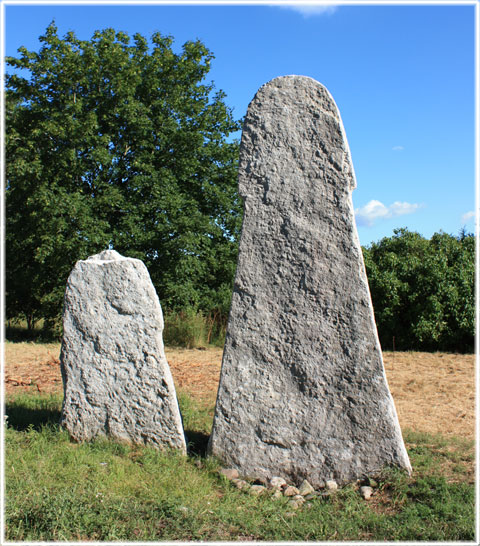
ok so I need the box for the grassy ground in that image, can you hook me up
[4,343,476,541]
[5,392,475,541]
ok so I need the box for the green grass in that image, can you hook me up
[5,392,475,541]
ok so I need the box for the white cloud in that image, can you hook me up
[275,3,338,17]
[392,145,404,151]
[461,211,475,224]
[355,199,422,227]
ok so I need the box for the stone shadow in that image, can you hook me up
[5,401,61,432]
[185,430,210,457]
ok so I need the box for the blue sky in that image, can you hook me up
[3,1,476,245]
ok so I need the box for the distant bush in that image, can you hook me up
[7,226,473,353]
[163,309,227,348]
[5,319,61,343]
[363,228,474,353]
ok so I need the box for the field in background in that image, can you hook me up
[4,342,475,440]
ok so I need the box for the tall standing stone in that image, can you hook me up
[208,76,411,486]
[60,250,186,453]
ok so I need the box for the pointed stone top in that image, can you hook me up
[85,249,126,264]
[259,74,330,93]
[252,74,339,120]
[239,74,356,197]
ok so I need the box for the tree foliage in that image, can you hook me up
[6,24,474,352]
[6,23,242,329]
[363,228,475,353]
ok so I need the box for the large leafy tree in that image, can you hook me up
[6,23,242,330]
[363,228,474,353]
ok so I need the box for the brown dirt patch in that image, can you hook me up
[165,347,222,405]
[3,343,475,440]
[4,342,63,393]
[383,351,475,440]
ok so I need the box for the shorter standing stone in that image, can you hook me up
[60,250,186,452]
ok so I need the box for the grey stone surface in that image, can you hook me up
[208,75,411,486]
[60,250,186,452]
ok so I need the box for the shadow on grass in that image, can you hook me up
[6,400,211,457]
[5,402,62,432]
[185,430,210,457]
[6,392,212,460]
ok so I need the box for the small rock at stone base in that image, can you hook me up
[298,479,315,496]
[249,485,267,496]
[283,486,300,497]
[270,476,287,489]
[271,489,283,499]
[288,499,303,510]
[325,480,338,491]
[284,511,297,518]
[304,493,319,501]
[219,468,239,480]
[232,479,248,490]
[360,486,373,500]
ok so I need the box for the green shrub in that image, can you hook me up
[163,309,208,348]
[363,229,474,353]
[163,309,226,348]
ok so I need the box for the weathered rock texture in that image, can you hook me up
[208,75,411,486]
[60,250,186,452]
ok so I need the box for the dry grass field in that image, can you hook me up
[4,342,475,440]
